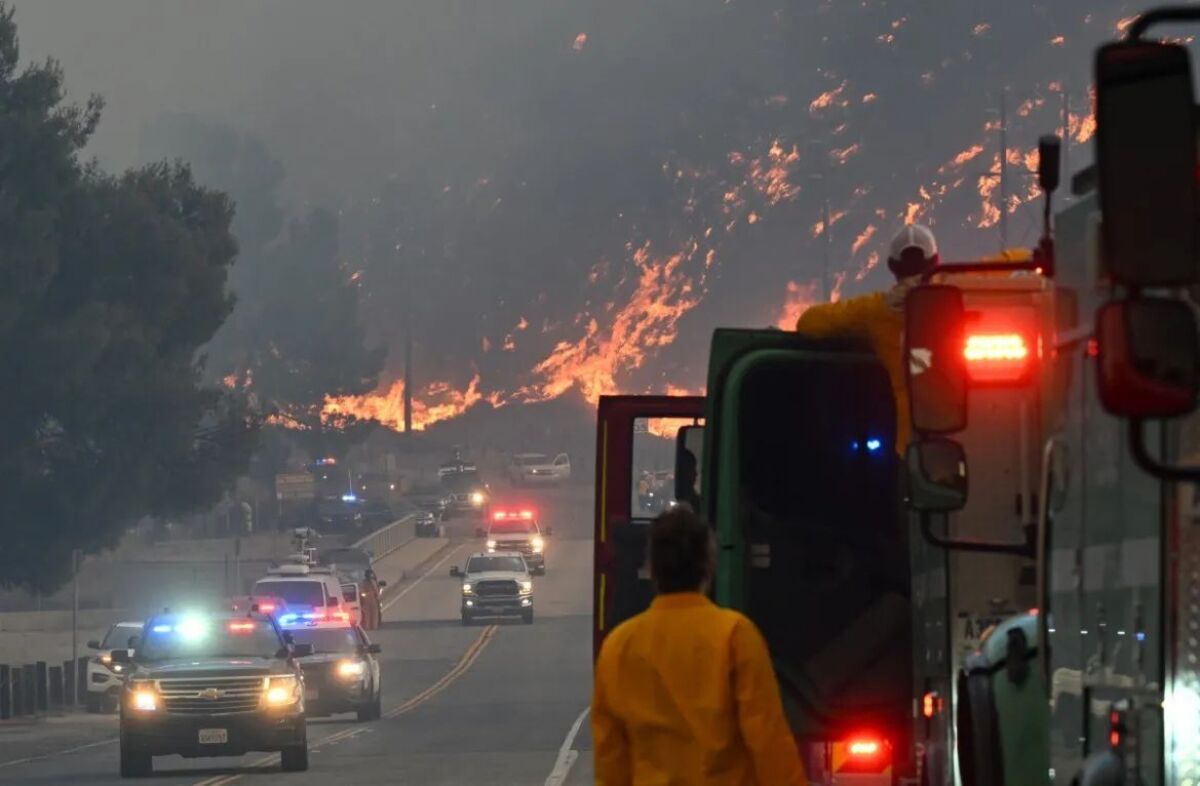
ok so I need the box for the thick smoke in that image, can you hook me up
[12,0,1144,410]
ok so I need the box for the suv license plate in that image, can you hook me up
[198,728,228,744]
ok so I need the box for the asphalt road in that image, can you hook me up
[0,483,597,786]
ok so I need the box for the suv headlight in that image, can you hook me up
[486,539,497,550]
[520,580,533,595]
[263,675,301,707]
[462,583,474,595]
[128,681,158,712]
[336,660,366,680]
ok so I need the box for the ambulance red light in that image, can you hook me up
[259,602,275,613]
[519,510,534,520]
[493,511,509,521]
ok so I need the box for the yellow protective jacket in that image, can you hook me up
[794,289,909,453]
[592,593,807,786]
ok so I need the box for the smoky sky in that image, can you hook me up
[11,1,1148,398]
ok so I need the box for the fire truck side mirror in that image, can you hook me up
[1096,298,1199,419]
[1036,134,1060,195]
[674,425,704,507]
[905,284,968,435]
[905,438,968,513]
[1096,40,1199,287]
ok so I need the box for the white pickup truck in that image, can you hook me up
[507,453,570,486]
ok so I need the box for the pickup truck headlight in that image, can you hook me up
[486,539,497,550]
[531,536,544,553]
[263,675,300,707]
[520,580,533,595]
[470,492,485,506]
[462,583,473,595]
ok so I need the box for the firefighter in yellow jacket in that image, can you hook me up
[795,224,940,454]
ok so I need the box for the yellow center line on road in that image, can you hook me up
[383,624,496,718]
[190,624,499,786]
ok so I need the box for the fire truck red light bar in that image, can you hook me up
[848,739,881,757]
[964,333,1028,362]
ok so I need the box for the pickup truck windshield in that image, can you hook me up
[138,619,282,661]
[468,556,526,573]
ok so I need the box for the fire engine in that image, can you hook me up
[593,7,1200,785]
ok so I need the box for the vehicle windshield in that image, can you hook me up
[490,520,537,535]
[516,454,547,466]
[138,618,283,661]
[102,623,143,649]
[254,580,325,607]
[287,627,361,654]
[441,472,482,491]
[467,556,526,574]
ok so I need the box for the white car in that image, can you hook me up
[85,620,143,712]
[452,552,535,625]
[507,453,571,486]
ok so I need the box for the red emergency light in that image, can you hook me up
[848,739,881,757]
[493,509,536,521]
[963,332,1033,383]
[228,621,257,633]
[259,602,276,613]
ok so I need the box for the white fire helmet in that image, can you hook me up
[887,224,939,278]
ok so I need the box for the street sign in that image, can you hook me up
[276,473,315,501]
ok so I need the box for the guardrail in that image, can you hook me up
[351,513,421,563]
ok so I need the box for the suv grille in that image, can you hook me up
[158,675,264,715]
[474,580,519,598]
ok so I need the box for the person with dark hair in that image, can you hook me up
[591,508,806,785]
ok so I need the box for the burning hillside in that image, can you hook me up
[311,3,1135,436]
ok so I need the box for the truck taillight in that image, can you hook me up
[963,332,1032,383]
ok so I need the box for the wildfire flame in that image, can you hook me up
[850,225,877,257]
[775,280,820,329]
[809,81,849,115]
[323,373,490,432]
[516,240,703,405]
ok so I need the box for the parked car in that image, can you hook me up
[507,453,571,486]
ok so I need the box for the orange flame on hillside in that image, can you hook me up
[809,81,849,115]
[323,373,491,432]
[516,240,703,405]
[830,143,861,165]
[775,280,820,329]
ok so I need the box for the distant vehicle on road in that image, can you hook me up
[254,559,354,625]
[452,552,535,625]
[507,452,571,486]
[408,484,451,520]
[485,509,549,575]
[439,465,490,518]
[112,611,310,776]
[85,620,143,713]
[284,621,383,722]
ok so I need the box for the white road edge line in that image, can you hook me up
[544,705,589,786]
[382,542,464,612]
[0,736,118,769]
